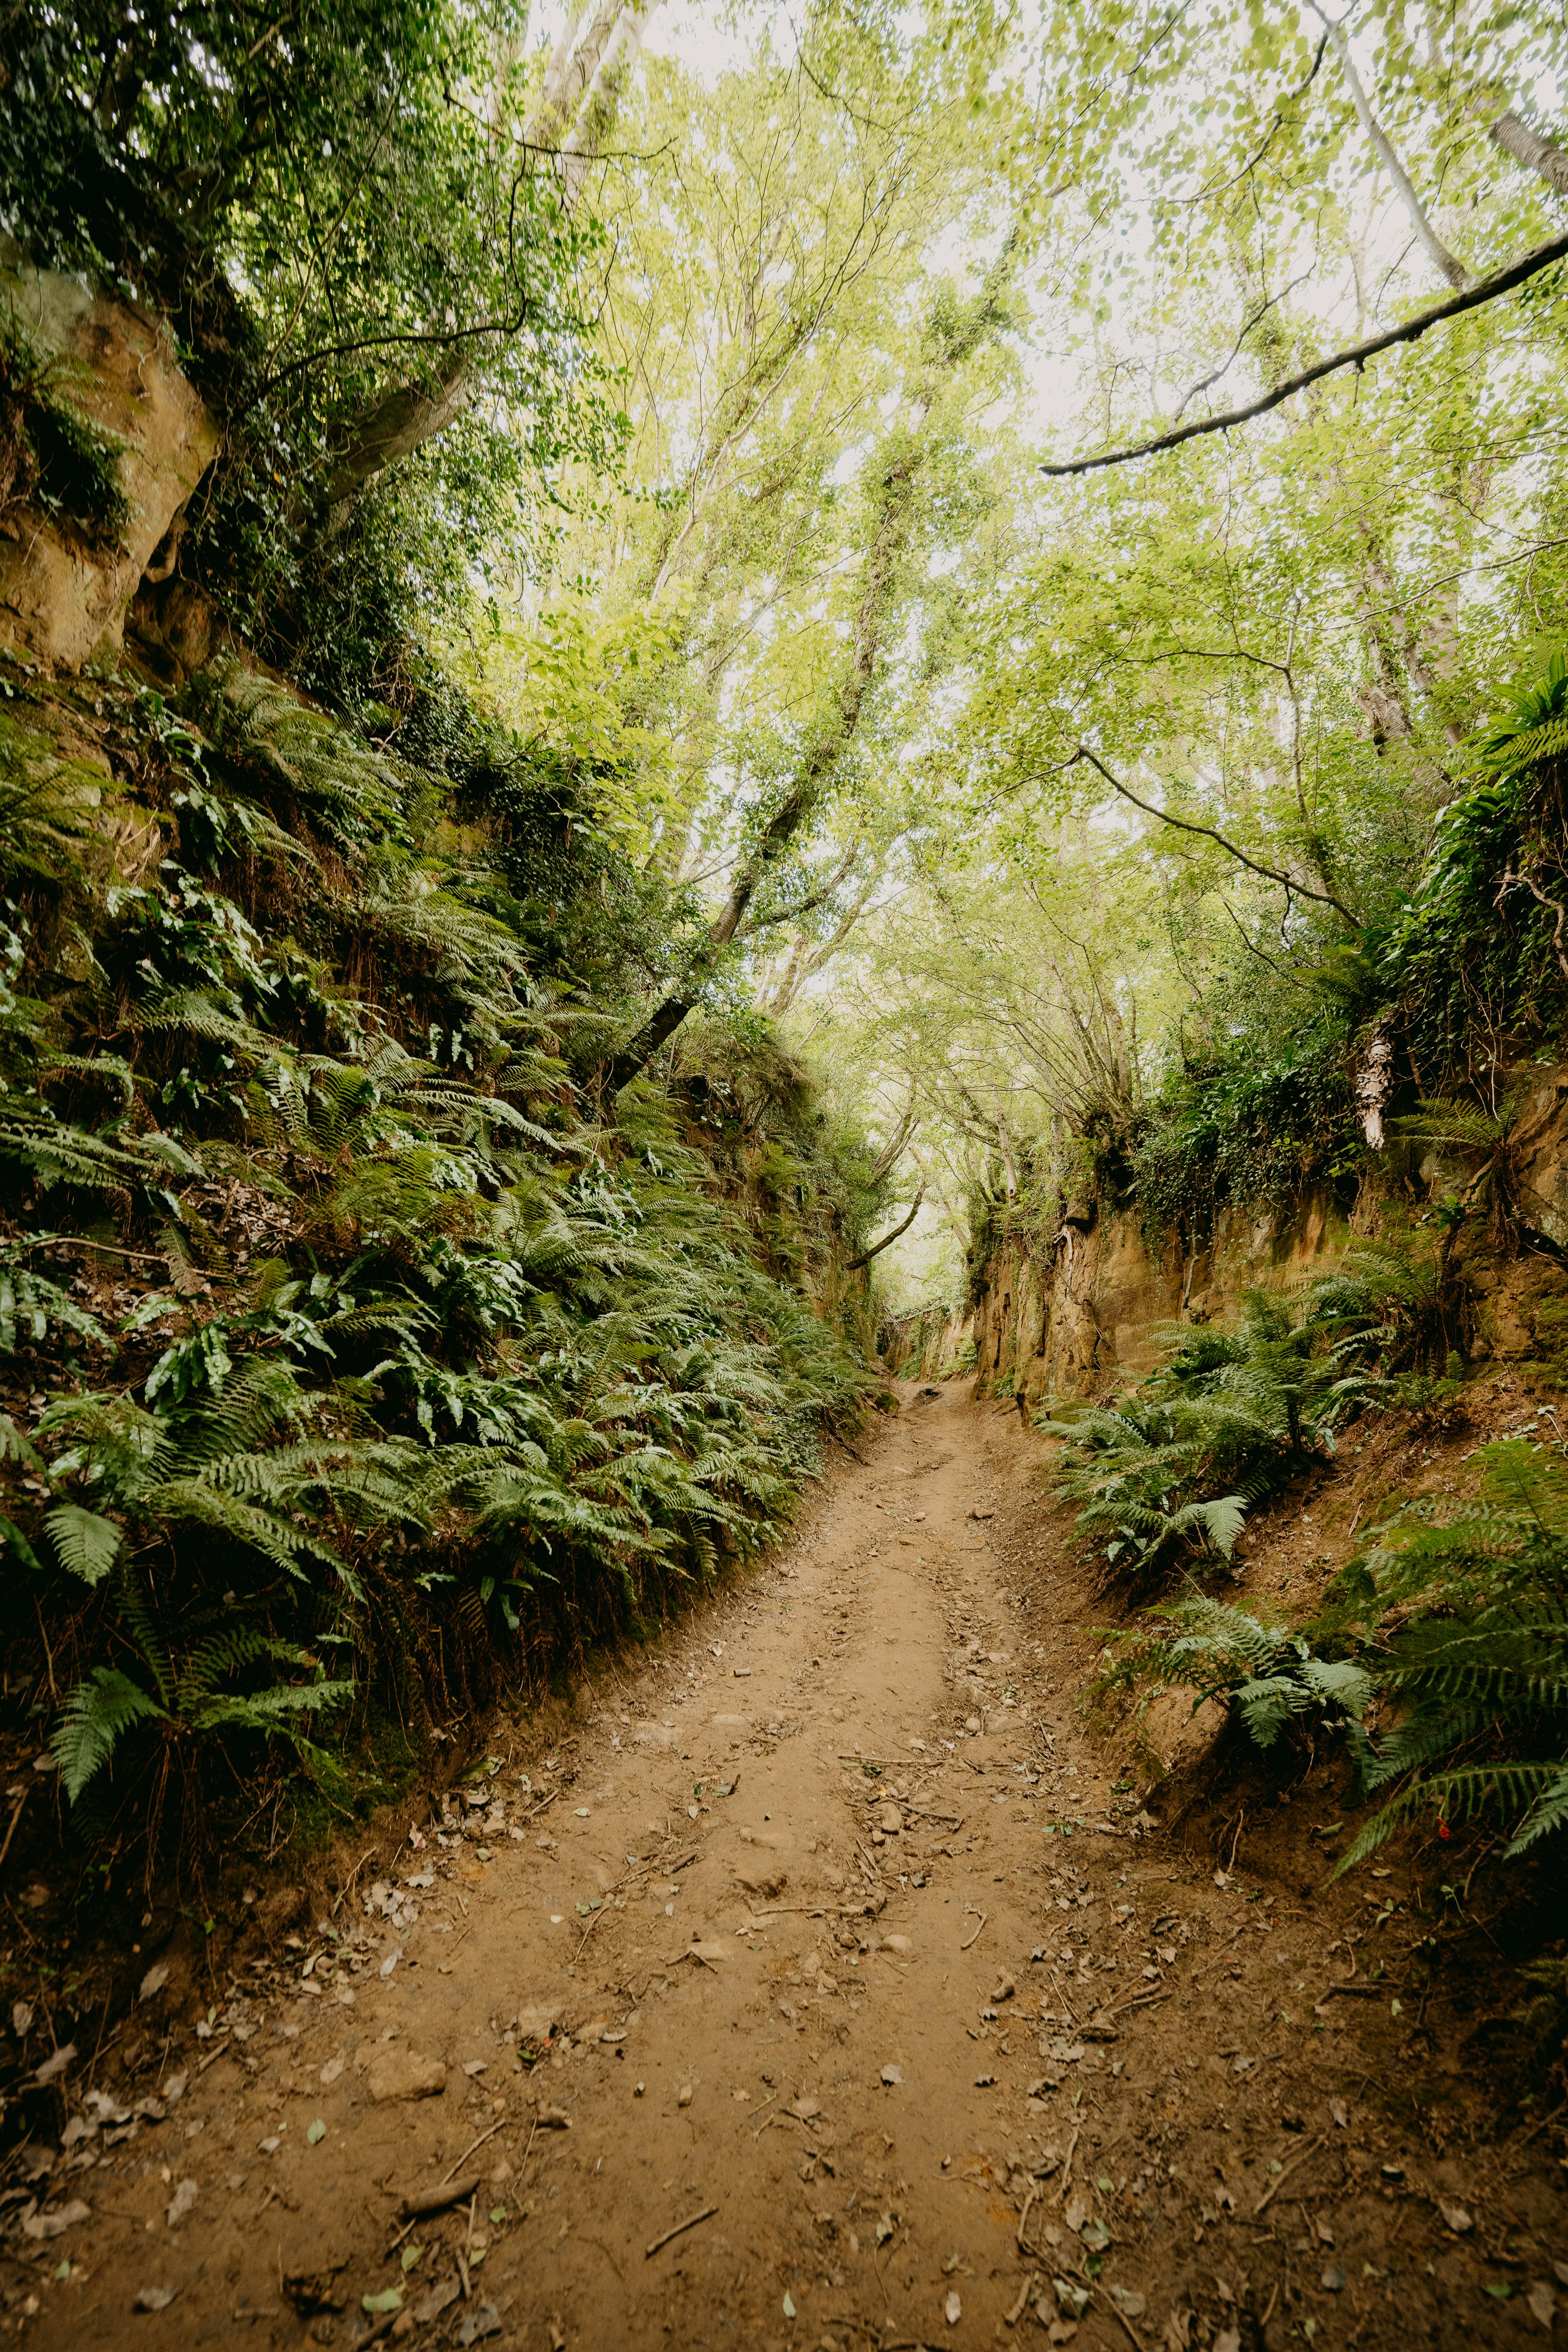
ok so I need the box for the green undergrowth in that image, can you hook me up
[1123,652,1568,1258]
[0,655,882,1896]
[0,308,130,548]
[1039,1261,1463,1592]
[1101,1437,1568,1872]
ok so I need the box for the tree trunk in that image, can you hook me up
[1487,110,1568,198]
[608,269,1012,1095]
[847,1190,925,1271]
[323,367,474,517]
[1315,11,1474,289]
[559,0,662,207]
[319,0,660,516]
[531,0,624,151]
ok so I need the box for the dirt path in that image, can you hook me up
[19,1385,1564,2349]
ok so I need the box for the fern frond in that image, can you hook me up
[45,1502,123,1586]
[192,1679,354,1730]
[51,1668,168,1801]
[1338,1762,1568,1871]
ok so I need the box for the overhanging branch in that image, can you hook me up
[1041,227,1568,477]
[848,1189,925,1271]
[1073,746,1358,923]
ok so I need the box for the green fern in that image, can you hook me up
[188,662,402,843]
[1109,1593,1376,1754]
[0,1241,108,1352]
[45,1501,123,1586]
[52,1668,169,1802]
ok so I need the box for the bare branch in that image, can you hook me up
[1071,746,1358,922]
[848,1189,925,1270]
[1039,228,1568,477]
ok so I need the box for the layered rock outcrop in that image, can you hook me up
[0,242,218,670]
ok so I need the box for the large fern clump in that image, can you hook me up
[1105,1592,1375,1750]
[1112,1442,1568,1871]
[0,657,884,1881]
[1041,1290,1369,1583]
[1332,1441,1568,1865]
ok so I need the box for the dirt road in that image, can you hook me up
[19,1385,1563,2348]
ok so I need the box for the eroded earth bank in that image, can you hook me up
[16,1386,1565,2351]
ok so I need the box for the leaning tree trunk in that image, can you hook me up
[320,0,661,523]
[1487,109,1568,197]
[1314,9,1475,289]
[606,269,1012,1096]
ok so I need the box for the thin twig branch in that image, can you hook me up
[1040,228,1568,477]
[1072,746,1357,922]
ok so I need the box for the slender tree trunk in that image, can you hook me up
[319,0,660,519]
[607,269,1012,1095]
[847,1190,925,1270]
[559,0,662,206]
[531,0,624,151]
[1313,8,1475,289]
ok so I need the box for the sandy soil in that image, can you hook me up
[12,1384,1564,2350]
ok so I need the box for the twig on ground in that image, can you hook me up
[0,1787,28,1873]
[1045,1965,1078,2022]
[195,2032,234,2075]
[385,2210,420,2257]
[1225,1808,1248,1872]
[1057,2123,1081,2204]
[960,1910,987,1951]
[1197,1925,1248,1975]
[1508,2096,1568,2157]
[439,2117,507,2184]
[573,1857,646,1960]
[644,2203,718,2258]
[1106,2292,1146,2351]
[1106,1989,1172,2019]
[1254,2133,1327,2216]
[1312,1983,1381,2014]
[331,1848,380,1917]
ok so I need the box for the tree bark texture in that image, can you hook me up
[1487,109,1568,198]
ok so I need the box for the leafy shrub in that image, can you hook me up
[1132,1021,1358,1245]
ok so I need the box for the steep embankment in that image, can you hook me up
[0,255,885,2089]
[19,1385,1562,2350]
[938,1064,1568,1412]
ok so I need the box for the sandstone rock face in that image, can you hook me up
[964,1183,1356,1412]
[1138,1687,1228,1780]
[952,1059,1568,1404]
[0,243,219,670]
